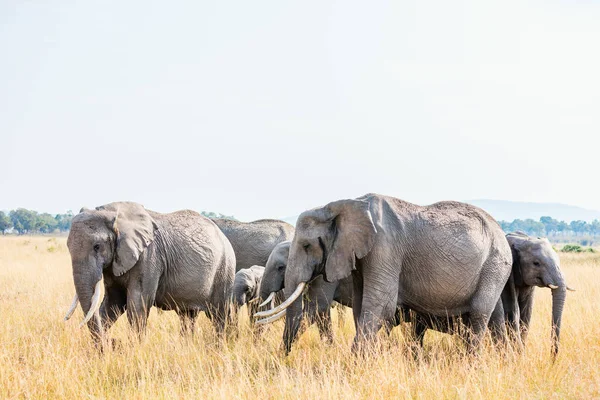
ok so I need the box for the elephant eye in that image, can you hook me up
[533,261,540,266]
[303,243,310,251]
[93,244,101,252]
[277,264,286,271]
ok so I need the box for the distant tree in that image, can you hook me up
[591,220,600,236]
[9,208,38,234]
[557,221,569,234]
[570,220,588,236]
[540,216,558,236]
[0,211,12,234]
[55,211,73,232]
[37,213,58,233]
[201,211,237,221]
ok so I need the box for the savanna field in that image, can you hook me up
[1,236,599,399]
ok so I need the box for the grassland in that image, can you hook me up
[0,236,598,399]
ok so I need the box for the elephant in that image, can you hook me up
[212,218,294,271]
[232,265,265,308]
[63,202,236,343]
[255,193,513,354]
[257,241,353,342]
[489,231,573,356]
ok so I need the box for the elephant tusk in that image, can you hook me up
[567,286,576,292]
[258,292,276,308]
[64,293,79,321]
[548,284,559,289]
[248,297,261,304]
[254,282,305,319]
[255,309,286,325]
[80,280,103,328]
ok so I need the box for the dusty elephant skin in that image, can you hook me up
[488,231,571,356]
[66,202,236,344]
[256,193,513,355]
[257,241,353,343]
[212,219,294,272]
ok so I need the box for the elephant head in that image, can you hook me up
[232,265,265,307]
[258,241,291,307]
[506,231,571,355]
[254,199,377,352]
[65,202,157,337]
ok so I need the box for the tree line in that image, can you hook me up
[0,209,74,234]
[499,216,600,237]
[0,208,237,235]
[3,207,595,238]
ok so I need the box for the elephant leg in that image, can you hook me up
[178,309,200,336]
[207,301,230,337]
[126,284,156,337]
[316,309,334,343]
[518,289,535,344]
[413,314,428,348]
[96,286,127,349]
[488,299,508,347]
[351,270,364,333]
[354,268,399,350]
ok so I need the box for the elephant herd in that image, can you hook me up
[64,194,573,357]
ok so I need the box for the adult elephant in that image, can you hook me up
[489,232,573,356]
[212,219,294,271]
[64,202,236,343]
[255,193,513,354]
[257,241,353,342]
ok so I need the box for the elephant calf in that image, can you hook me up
[232,265,265,309]
[489,231,573,355]
[64,202,236,343]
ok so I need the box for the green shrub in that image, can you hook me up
[561,244,583,253]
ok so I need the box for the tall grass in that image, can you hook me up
[0,236,598,399]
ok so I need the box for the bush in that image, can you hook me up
[561,244,583,253]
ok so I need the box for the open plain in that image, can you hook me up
[0,236,598,399]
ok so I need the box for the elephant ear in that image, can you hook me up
[97,202,158,277]
[324,199,377,282]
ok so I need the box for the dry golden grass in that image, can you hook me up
[0,236,598,399]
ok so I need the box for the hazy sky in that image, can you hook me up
[2,0,599,221]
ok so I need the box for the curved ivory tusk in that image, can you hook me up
[64,293,79,321]
[80,280,103,328]
[567,286,576,292]
[254,282,305,318]
[258,292,276,308]
[547,284,559,289]
[248,297,261,304]
[255,309,286,325]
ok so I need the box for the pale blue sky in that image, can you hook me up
[2,0,599,221]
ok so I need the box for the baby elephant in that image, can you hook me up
[232,265,265,309]
[490,231,574,356]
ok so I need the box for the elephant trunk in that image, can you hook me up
[551,286,566,357]
[232,285,247,307]
[72,262,103,340]
[283,292,303,355]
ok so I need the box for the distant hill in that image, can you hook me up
[281,200,600,226]
[466,200,600,222]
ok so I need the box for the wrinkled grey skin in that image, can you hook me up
[232,265,265,307]
[212,219,294,272]
[259,241,353,342]
[67,202,236,343]
[489,232,567,356]
[282,193,513,354]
